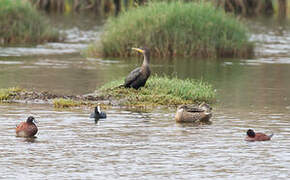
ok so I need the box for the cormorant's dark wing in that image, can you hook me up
[124,67,142,87]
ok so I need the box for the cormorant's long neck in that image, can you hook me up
[142,54,149,67]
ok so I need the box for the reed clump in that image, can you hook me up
[87,1,253,58]
[0,0,60,45]
[98,75,216,106]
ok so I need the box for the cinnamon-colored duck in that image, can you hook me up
[245,129,273,141]
[16,116,38,137]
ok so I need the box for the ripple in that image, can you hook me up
[0,27,101,57]
[1,104,290,179]
[0,46,78,57]
[250,27,290,65]
[0,60,23,65]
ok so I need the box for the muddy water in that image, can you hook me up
[0,15,290,179]
[0,104,289,179]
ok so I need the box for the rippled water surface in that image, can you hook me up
[0,104,289,179]
[0,15,290,179]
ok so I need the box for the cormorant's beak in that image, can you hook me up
[132,47,144,54]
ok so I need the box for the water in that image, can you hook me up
[0,15,290,179]
[0,104,289,179]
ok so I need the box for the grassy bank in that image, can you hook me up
[0,87,95,108]
[97,75,216,106]
[87,1,253,58]
[0,87,23,101]
[0,0,60,45]
[52,98,92,108]
[0,76,216,107]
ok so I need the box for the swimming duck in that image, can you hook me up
[175,103,212,123]
[90,105,107,119]
[245,129,273,141]
[16,116,38,137]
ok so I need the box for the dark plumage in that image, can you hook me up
[124,47,151,89]
[16,116,38,137]
[245,129,273,141]
[90,105,107,120]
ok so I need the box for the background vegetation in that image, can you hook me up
[29,0,288,18]
[53,98,89,108]
[0,87,22,101]
[87,2,253,58]
[0,0,59,45]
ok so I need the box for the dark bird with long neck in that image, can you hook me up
[124,47,151,90]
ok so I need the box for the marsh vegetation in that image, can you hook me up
[29,0,288,19]
[218,0,288,18]
[0,74,216,107]
[87,2,253,58]
[0,0,59,45]
[29,0,146,15]
[0,0,290,178]
[98,75,216,106]
[52,98,90,108]
[0,87,23,101]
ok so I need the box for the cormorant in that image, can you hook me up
[124,47,151,90]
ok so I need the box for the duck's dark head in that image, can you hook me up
[26,116,35,123]
[247,129,256,138]
[90,106,100,119]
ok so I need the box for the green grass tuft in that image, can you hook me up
[98,75,216,106]
[52,98,88,108]
[0,87,23,101]
[0,0,60,45]
[87,1,253,58]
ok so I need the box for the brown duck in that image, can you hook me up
[245,129,273,141]
[16,116,38,137]
[175,103,212,123]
